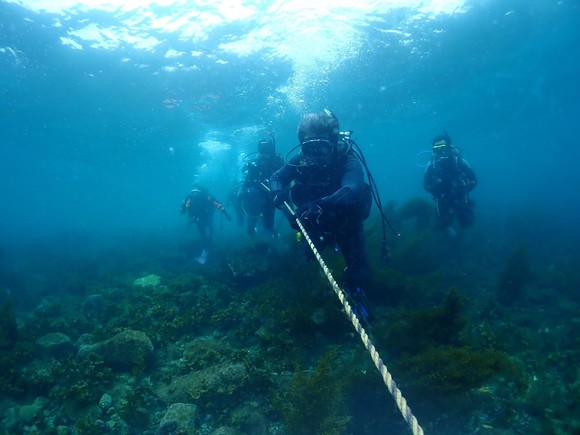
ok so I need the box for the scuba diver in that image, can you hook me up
[180,185,232,263]
[227,180,245,227]
[423,133,477,232]
[270,110,384,323]
[237,135,284,237]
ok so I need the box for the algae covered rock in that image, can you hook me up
[36,332,75,359]
[133,274,161,287]
[158,403,199,435]
[77,329,154,371]
[212,426,240,435]
[158,362,249,403]
[18,397,49,425]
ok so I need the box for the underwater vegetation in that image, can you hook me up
[496,245,532,305]
[394,345,515,396]
[0,198,578,433]
[0,293,18,351]
[47,353,115,405]
[393,197,435,232]
[375,288,520,400]
[275,347,351,435]
[382,288,468,356]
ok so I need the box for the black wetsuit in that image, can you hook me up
[239,154,284,236]
[270,150,371,289]
[181,187,230,245]
[424,154,477,228]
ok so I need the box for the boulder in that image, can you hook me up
[36,333,75,359]
[158,403,199,435]
[77,329,154,371]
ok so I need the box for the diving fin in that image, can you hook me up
[196,249,209,265]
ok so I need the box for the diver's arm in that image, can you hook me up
[180,194,191,214]
[207,194,232,220]
[269,160,295,193]
[424,166,442,197]
[460,159,477,192]
[318,156,366,209]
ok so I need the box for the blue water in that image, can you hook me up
[1,0,579,433]
[2,0,578,247]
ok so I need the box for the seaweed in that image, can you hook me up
[275,348,352,435]
[119,382,154,429]
[0,294,18,350]
[497,245,532,305]
[0,342,35,397]
[394,345,516,396]
[382,288,468,357]
[395,197,435,231]
[48,352,114,405]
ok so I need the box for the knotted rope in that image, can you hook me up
[289,205,424,435]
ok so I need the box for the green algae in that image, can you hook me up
[275,348,352,435]
[497,245,532,304]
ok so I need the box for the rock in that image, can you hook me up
[133,274,161,287]
[77,330,154,371]
[19,397,48,425]
[158,403,199,435]
[157,362,248,403]
[83,293,105,314]
[231,402,268,435]
[36,333,75,358]
[2,406,19,432]
[99,393,113,411]
[212,426,240,435]
[76,333,93,347]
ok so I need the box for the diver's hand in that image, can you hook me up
[290,216,300,231]
[272,190,289,210]
[299,202,323,228]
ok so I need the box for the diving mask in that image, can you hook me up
[301,138,334,160]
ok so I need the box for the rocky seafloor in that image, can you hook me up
[1,200,579,434]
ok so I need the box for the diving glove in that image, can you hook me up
[298,202,323,228]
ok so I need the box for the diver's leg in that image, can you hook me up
[455,201,475,228]
[247,216,257,236]
[263,205,276,236]
[337,221,372,322]
[435,198,453,230]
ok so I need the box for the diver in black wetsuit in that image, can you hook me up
[270,110,373,322]
[180,185,232,262]
[237,136,284,237]
[423,133,477,232]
